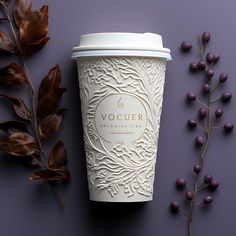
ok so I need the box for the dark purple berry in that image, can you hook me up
[204,174,213,184]
[199,108,207,119]
[195,136,204,146]
[206,52,215,63]
[214,53,220,62]
[203,196,213,204]
[221,92,232,102]
[210,180,219,189]
[176,178,186,188]
[181,42,192,52]
[215,108,223,118]
[206,69,214,79]
[202,32,211,43]
[224,123,234,132]
[188,119,197,128]
[193,164,202,174]
[189,63,198,72]
[203,84,210,93]
[186,92,196,101]
[186,191,194,201]
[198,61,206,70]
[219,73,228,83]
[170,201,180,212]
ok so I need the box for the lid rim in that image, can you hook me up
[72,49,172,60]
[73,46,171,53]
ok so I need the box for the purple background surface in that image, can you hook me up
[0,0,236,235]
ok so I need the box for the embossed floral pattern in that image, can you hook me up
[77,56,166,199]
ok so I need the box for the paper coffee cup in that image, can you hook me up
[72,32,171,202]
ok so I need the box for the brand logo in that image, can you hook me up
[95,94,147,143]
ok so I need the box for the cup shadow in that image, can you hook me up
[87,201,147,236]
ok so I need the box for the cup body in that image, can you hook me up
[73,33,171,202]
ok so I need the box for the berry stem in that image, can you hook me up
[192,46,202,54]
[211,83,219,94]
[197,124,207,133]
[187,37,213,236]
[197,184,208,192]
[194,201,203,207]
[210,97,221,103]
[180,208,191,219]
[195,99,208,109]
[212,126,222,129]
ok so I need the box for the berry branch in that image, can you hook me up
[170,32,233,236]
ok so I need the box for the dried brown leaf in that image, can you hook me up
[26,153,41,166]
[38,64,61,101]
[13,0,49,57]
[0,120,29,134]
[48,140,67,169]
[0,94,31,121]
[0,132,39,156]
[0,31,17,54]
[13,0,32,26]
[37,87,67,119]
[39,109,66,139]
[0,63,28,85]
[30,167,70,182]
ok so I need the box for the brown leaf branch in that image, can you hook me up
[0,0,70,207]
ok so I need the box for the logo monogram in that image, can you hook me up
[118,97,124,108]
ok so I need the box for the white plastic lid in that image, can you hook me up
[72,32,171,60]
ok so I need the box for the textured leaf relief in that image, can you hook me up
[78,57,166,198]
